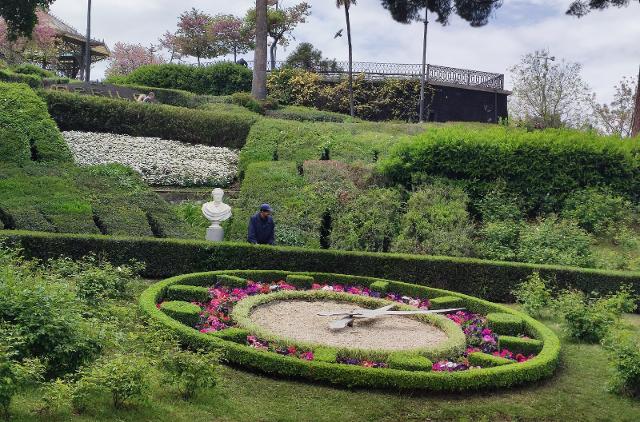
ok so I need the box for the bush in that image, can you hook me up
[429,296,465,310]
[285,274,314,288]
[166,285,211,303]
[73,354,149,410]
[121,63,252,95]
[553,287,637,342]
[41,89,256,148]
[0,349,16,420]
[381,125,640,214]
[0,69,42,88]
[387,353,433,371]
[475,181,524,222]
[561,188,634,236]
[160,301,202,327]
[0,82,72,163]
[486,313,524,336]
[468,352,512,367]
[477,220,522,262]
[217,274,247,288]
[393,183,476,257]
[331,188,403,252]
[161,348,219,400]
[498,336,543,355]
[511,272,553,318]
[265,105,352,122]
[369,280,389,294]
[602,330,640,397]
[12,64,54,78]
[517,217,594,268]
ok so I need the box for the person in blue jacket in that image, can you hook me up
[248,204,275,245]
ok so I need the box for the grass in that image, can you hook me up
[7,279,640,422]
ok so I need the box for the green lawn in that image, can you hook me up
[8,280,639,422]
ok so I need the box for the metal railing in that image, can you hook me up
[205,60,504,90]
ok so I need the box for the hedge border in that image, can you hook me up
[140,270,561,391]
[4,230,638,308]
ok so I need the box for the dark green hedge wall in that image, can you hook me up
[2,230,639,307]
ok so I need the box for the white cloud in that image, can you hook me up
[50,0,639,102]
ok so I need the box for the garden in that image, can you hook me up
[1,43,640,422]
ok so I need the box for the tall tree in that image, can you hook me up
[0,0,55,40]
[566,0,637,16]
[336,0,356,118]
[379,0,503,122]
[245,1,311,70]
[509,50,591,129]
[175,8,223,65]
[211,14,254,63]
[105,42,165,77]
[590,75,638,137]
[285,42,338,72]
[158,31,182,63]
[252,0,269,100]
[0,9,57,66]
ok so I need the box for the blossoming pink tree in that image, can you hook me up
[210,14,254,63]
[175,8,225,65]
[105,42,165,77]
[158,31,182,63]
[0,10,58,66]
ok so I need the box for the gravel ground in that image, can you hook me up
[63,131,238,186]
[249,300,449,351]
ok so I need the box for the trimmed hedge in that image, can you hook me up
[117,63,252,96]
[265,105,353,123]
[3,230,640,308]
[0,82,72,163]
[139,270,561,391]
[160,301,202,327]
[380,125,640,213]
[40,89,256,148]
[487,313,525,336]
[468,352,512,368]
[369,280,389,294]
[0,69,42,88]
[498,335,543,355]
[429,296,466,310]
[166,285,211,303]
[388,353,433,372]
[285,274,314,288]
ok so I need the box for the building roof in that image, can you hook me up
[45,12,110,57]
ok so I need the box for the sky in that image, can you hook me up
[50,0,640,103]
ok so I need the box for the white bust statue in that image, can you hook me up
[202,188,232,241]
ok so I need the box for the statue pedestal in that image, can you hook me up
[206,224,224,242]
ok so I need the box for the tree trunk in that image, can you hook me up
[233,45,237,63]
[270,42,277,71]
[252,0,268,99]
[345,4,354,118]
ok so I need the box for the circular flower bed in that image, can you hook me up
[141,270,560,391]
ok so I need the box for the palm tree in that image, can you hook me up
[252,0,268,99]
[336,0,356,118]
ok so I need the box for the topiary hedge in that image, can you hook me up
[380,125,640,214]
[140,270,561,391]
[40,89,256,148]
[3,230,640,308]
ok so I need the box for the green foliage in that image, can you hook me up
[512,272,553,317]
[387,353,433,371]
[381,124,640,214]
[468,352,513,367]
[561,188,634,236]
[369,280,389,294]
[553,287,637,343]
[40,89,256,148]
[393,183,476,257]
[429,296,465,310]
[517,216,594,267]
[11,64,54,78]
[0,69,42,88]
[498,336,544,355]
[487,313,525,336]
[0,349,16,420]
[73,354,149,410]
[33,379,74,418]
[0,82,72,163]
[217,274,248,288]
[160,301,202,327]
[476,181,524,222]
[285,274,315,288]
[331,188,403,252]
[161,348,219,400]
[266,105,352,122]
[477,220,522,262]
[602,329,640,397]
[166,285,211,303]
[119,63,252,95]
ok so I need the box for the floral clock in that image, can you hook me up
[141,270,560,391]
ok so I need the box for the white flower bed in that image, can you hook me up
[63,131,238,186]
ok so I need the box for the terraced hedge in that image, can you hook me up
[3,230,639,307]
[139,270,561,391]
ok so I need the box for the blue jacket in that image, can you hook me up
[247,212,275,245]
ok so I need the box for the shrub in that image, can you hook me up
[160,301,202,327]
[393,183,477,257]
[122,63,252,95]
[161,348,219,400]
[369,280,389,294]
[468,352,512,367]
[430,296,465,310]
[0,69,42,88]
[553,287,637,342]
[498,336,543,355]
[265,105,351,122]
[380,125,640,214]
[387,353,433,371]
[0,349,16,420]
[517,217,594,268]
[602,329,640,397]
[475,180,524,222]
[561,188,634,236]
[41,89,256,148]
[486,313,524,335]
[285,274,314,288]
[477,220,522,262]
[12,64,54,78]
[166,285,211,303]
[331,188,402,252]
[0,82,72,163]
[34,379,73,418]
[217,274,247,288]
[511,272,553,318]
[73,354,149,410]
